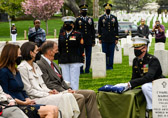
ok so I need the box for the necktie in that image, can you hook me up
[51,62,62,79]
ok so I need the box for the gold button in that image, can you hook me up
[66,47,68,49]
[66,40,68,42]
[109,30,110,31]
[66,43,68,45]
[140,62,142,64]
[67,51,69,53]
[136,71,138,73]
[85,32,87,34]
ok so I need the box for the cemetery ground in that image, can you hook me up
[0,18,168,92]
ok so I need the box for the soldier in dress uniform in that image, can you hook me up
[75,4,95,73]
[98,3,119,70]
[58,16,84,90]
[114,36,164,118]
[11,23,17,42]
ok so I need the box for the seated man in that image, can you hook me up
[37,41,102,118]
[115,36,164,118]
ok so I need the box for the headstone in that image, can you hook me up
[54,29,57,38]
[154,50,168,76]
[166,30,168,38]
[153,78,168,118]
[114,45,122,64]
[149,34,152,47]
[121,38,127,48]
[92,44,102,53]
[92,52,106,78]
[24,30,27,40]
[123,43,132,56]
[127,36,132,44]
[155,43,165,51]
[129,47,135,66]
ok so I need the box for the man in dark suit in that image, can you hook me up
[98,3,119,70]
[75,4,95,73]
[114,36,164,118]
[137,19,150,39]
[37,41,102,118]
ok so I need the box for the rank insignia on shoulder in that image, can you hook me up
[80,38,84,44]
[70,36,76,40]
[143,64,148,73]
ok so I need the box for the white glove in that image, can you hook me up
[114,83,130,92]
[114,83,128,87]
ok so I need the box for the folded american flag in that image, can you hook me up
[98,85,125,94]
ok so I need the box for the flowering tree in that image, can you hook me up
[22,0,64,34]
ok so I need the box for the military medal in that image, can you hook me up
[79,20,82,28]
[88,18,92,25]
[143,64,149,73]
[102,19,105,27]
[70,36,76,40]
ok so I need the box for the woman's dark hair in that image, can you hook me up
[0,43,19,72]
[41,41,56,54]
[21,42,36,61]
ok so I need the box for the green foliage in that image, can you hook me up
[0,18,63,40]
[0,0,24,17]
[113,0,154,13]
[156,0,168,5]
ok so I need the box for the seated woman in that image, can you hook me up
[0,43,58,118]
[0,86,28,118]
[18,42,80,118]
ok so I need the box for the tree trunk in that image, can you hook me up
[45,20,48,35]
[80,0,86,5]
[64,0,80,17]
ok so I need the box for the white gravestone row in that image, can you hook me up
[154,50,168,76]
[123,43,132,56]
[153,79,168,118]
[120,38,127,48]
[155,43,165,51]
[92,52,106,78]
[114,44,122,64]
[128,47,135,66]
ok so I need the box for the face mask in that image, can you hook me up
[64,24,72,31]
[106,9,110,15]
[134,49,143,57]
[81,11,87,17]
[15,56,22,65]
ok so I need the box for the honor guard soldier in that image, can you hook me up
[98,3,119,70]
[75,4,95,73]
[58,16,84,90]
[113,36,165,118]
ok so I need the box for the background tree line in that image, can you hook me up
[0,0,167,21]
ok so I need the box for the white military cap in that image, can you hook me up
[132,36,150,47]
[62,16,76,23]
[12,23,15,26]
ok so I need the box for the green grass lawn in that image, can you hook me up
[0,18,64,41]
[0,18,168,92]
